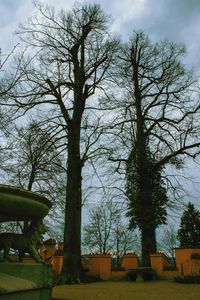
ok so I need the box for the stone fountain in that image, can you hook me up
[0,185,53,300]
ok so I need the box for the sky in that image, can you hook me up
[1,0,200,72]
[1,0,200,214]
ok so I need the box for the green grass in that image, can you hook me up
[52,280,200,300]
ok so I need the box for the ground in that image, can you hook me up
[52,280,200,300]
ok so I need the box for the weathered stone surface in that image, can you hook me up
[0,263,53,288]
[0,273,37,294]
[0,185,51,222]
[0,263,52,299]
[0,185,53,299]
[0,219,47,262]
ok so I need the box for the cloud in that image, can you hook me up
[1,0,200,71]
[0,0,34,51]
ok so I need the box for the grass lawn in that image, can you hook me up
[52,280,200,300]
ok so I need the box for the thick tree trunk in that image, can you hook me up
[138,172,157,266]
[61,122,83,283]
[141,226,157,266]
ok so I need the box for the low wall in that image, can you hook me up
[87,253,138,280]
[40,244,57,261]
[150,248,200,278]
[111,271,127,281]
[9,245,200,281]
[176,248,200,276]
[50,253,138,280]
[51,256,63,275]
[22,257,37,264]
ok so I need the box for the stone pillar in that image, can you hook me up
[88,254,111,280]
[150,253,168,276]
[122,253,138,270]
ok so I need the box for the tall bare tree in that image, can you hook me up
[3,2,119,282]
[108,31,200,266]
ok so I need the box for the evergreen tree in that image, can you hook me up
[178,202,200,248]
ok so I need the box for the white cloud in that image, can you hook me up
[41,0,79,10]
[114,0,145,21]
[1,0,200,69]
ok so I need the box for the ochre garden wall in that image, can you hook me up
[49,252,138,280]
[175,248,200,276]
[20,240,200,280]
[150,248,200,278]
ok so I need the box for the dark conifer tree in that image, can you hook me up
[178,202,200,248]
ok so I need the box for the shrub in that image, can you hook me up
[111,266,126,271]
[174,275,200,284]
[191,253,200,259]
[141,268,156,281]
[127,269,137,281]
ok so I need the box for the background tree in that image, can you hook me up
[3,2,119,282]
[108,31,200,266]
[8,121,65,191]
[158,223,178,263]
[82,199,137,266]
[7,120,66,233]
[0,46,21,179]
[178,202,200,247]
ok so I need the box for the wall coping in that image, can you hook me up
[122,253,138,257]
[150,252,168,259]
[174,247,200,250]
[88,253,112,256]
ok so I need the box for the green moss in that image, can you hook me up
[0,273,37,294]
[0,193,48,219]
[0,185,52,221]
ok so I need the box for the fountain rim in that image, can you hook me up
[0,184,52,209]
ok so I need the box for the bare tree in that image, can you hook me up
[7,120,66,228]
[108,31,200,266]
[82,199,137,265]
[0,46,22,176]
[3,2,119,282]
[158,223,178,263]
[8,121,66,192]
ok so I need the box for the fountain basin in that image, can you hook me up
[0,185,52,222]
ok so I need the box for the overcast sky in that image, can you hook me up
[1,0,200,213]
[1,0,200,71]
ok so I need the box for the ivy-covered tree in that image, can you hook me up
[126,147,168,261]
[178,202,200,248]
[108,31,200,266]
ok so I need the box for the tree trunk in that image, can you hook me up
[141,226,157,266]
[61,122,83,283]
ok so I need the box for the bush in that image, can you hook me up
[127,269,137,281]
[174,275,200,284]
[111,266,126,271]
[191,253,200,259]
[141,268,156,281]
